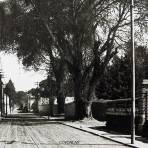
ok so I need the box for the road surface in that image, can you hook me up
[0,113,130,148]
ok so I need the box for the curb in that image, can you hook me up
[58,122,139,148]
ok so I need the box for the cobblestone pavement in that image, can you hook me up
[0,113,130,148]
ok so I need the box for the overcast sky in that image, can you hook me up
[0,52,47,92]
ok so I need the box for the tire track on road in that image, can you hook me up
[24,125,41,148]
[24,120,63,148]
[0,120,11,148]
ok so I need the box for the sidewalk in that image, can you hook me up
[43,116,148,148]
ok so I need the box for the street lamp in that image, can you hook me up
[35,82,40,113]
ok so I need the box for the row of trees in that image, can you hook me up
[4,80,30,112]
[0,0,147,119]
[4,80,16,112]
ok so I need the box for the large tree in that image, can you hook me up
[0,0,67,114]
[0,0,147,119]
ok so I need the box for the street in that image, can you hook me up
[0,113,130,148]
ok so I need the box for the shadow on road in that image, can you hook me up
[90,126,148,144]
[0,113,65,126]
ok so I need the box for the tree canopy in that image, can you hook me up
[0,0,147,119]
[15,91,28,107]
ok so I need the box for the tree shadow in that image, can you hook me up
[90,126,130,135]
[0,113,66,126]
[90,126,148,144]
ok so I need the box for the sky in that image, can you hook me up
[0,52,47,92]
[0,0,46,92]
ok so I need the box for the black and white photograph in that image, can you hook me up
[0,0,147,147]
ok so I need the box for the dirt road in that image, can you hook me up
[0,113,131,148]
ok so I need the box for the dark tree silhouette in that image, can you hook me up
[5,80,16,112]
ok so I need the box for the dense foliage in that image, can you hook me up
[96,45,147,100]
[15,91,28,109]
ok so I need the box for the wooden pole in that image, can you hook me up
[130,0,135,144]
[0,74,2,117]
[145,92,148,123]
[6,94,7,116]
[2,86,5,116]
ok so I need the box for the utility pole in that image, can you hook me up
[35,82,40,113]
[0,73,2,117]
[2,84,5,116]
[6,93,7,116]
[0,71,4,117]
[130,0,135,144]
[49,77,53,116]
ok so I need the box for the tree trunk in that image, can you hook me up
[85,91,97,118]
[74,75,85,120]
[75,96,85,120]
[6,95,7,116]
[57,94,65,114]
[49,97,54,116]
[9,98,11,114]
[85,101,92,118]
[85,76,98,118]
[56,81,65,114]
